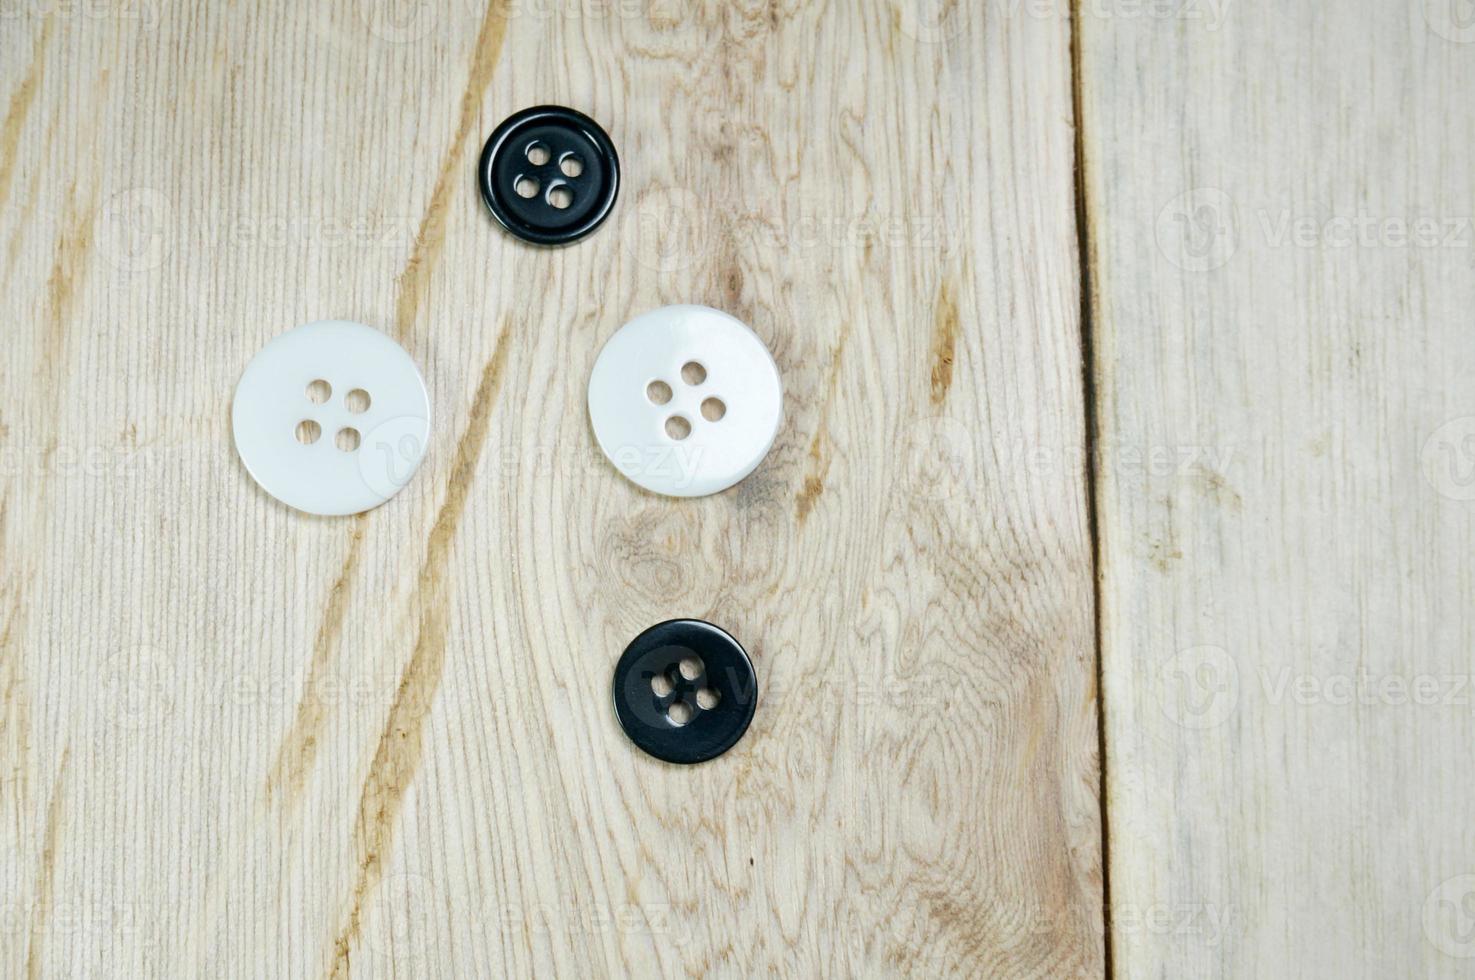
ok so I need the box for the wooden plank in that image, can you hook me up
[1079,2,1475,975]
[0,1,1101,975]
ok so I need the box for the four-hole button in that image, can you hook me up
[479,105,620,246]
[612,619,758,765]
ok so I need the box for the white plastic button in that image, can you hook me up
[588,305,782,497]
[232,320,431,515]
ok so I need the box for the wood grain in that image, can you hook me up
[0,1,1101,975]
[1079,1,1475,976]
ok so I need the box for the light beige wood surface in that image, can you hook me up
[1079,2,1475,977]
[0,1,1101,976]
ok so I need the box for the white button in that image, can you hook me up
[232,320,431,516]
[588,305,782,497]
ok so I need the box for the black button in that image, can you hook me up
[477,105,620,246]
[611,619,758,765]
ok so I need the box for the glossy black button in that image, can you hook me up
[478,105,620,246]
[611,619,758,765]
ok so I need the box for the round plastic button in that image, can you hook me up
[588,305,782,497]
[478,105,620,246]
[612,619,758,765]
[232,320,431,516]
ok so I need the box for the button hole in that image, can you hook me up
[646,380,672,405]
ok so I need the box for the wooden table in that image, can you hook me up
[1,1,1469,976]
